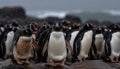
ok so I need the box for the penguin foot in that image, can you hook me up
[78,58,85,62]
[115,57,119,63]
[60,60,65,67]
[25,60,30,64]
[25,58,30,64]
[16,60,23,64]
[51,60,56,67]
[110,57,115,63]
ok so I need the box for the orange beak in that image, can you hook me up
[76,23,81,26]
[32,31,38,34]
[66,21,71,24]
[63,26,68,29]
[93,25,96,29]
[34,28,38,31]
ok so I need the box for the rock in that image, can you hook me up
[0,60,120,69]
[108,63,120,69]
[71,60,112,69]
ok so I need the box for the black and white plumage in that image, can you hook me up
[42,22,72,66]
[91,26,105,60]
[72,23,95,62]
[105,24,120,62]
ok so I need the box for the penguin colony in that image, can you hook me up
[0,20,120,66]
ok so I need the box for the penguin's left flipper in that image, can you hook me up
[66,41,73,61]
[42,40,48,56]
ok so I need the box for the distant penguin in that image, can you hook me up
[42,22,72,66]
[75,23,95,62]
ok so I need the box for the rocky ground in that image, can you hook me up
[0,59,120,69]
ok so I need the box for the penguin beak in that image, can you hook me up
[63,26,68,29]
[32,31,38,34]
[34,28,38,31]
[76,23,80,27]
[66,21,71,24]
[93,25,96,29]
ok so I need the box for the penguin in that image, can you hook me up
[37,24,51,62]
[12,25,39,64]
[70,23,81,49]
[73,23,95,62]
[92,26,105,60]
[105,24,120,62]
[69,23,81,61]
[0,28,6,59]
[42,22,72,66]
[0,23,15,59]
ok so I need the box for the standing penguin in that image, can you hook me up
[105,24,120,62]
[2,23,15,59]
[92,26,104,60]
[74,23,95,62]
[42,22,72,66]
[69,23,80,61]
[12,25,39,64]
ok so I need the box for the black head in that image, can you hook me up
[5,23,13,31]
[11,20,18,27]
[61,20,71,26]
[71,23,80,30]
[108,24,119,30]
[82,23,96,31]
[53,22,63,31]
[95,26,104,33]
[22,25,33,37]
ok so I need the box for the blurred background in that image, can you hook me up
[0,0,120,24]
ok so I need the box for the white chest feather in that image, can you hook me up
[70,31,79,48]
[110,32,120,57]
[5,31,14,54]
[78,30,93,58]
[95,34,104,53]
[48,32,67,61]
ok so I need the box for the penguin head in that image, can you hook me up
[108,24,120,31]
[5,23,13,31]
[71,23,81,30]
[22,25,33,37]
[61,20,71,26]
[95,26,104,33]
[83,23,96,31]
[28,22,39,35]
[53,22,63,31]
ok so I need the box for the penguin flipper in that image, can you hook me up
[66,41,73,54]
[32,38,39,51]
[42,40,48,56]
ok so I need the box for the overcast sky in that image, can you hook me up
[0,0,120,11]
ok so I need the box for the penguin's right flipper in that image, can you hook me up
[42,40,48,56]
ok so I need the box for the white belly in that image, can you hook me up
[110,32,120,57]
[95,34,104,55]
[48,32,67,61]
[70,31,79,48]
[78,30,93,58]
[5,31,14,55]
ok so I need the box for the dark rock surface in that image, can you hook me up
[0,59,120,69]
